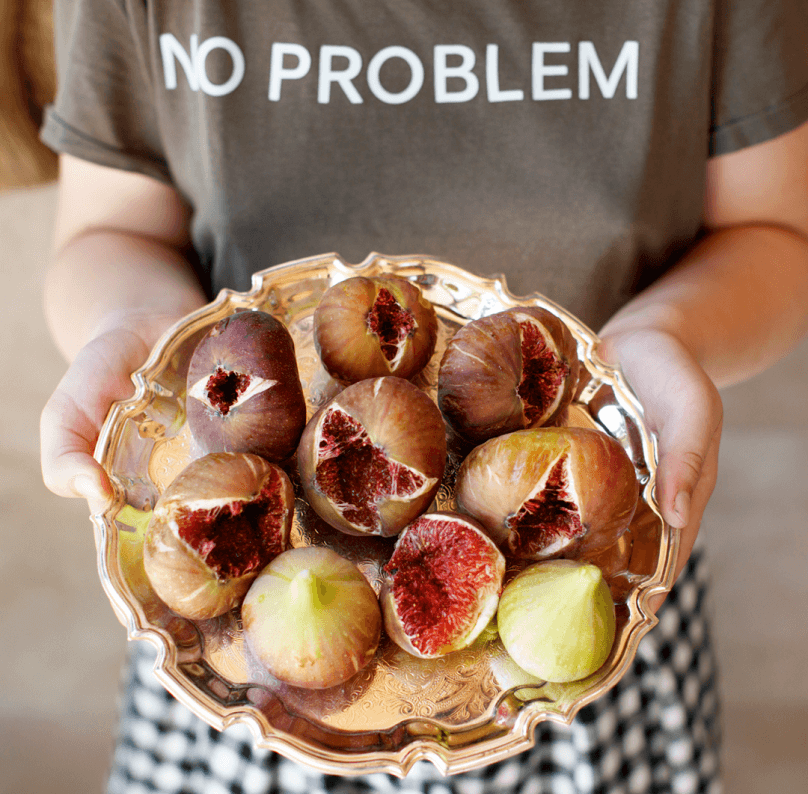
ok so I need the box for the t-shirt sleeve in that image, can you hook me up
[710,0,808,156]
[40,0,171,182]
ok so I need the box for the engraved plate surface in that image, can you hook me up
[93,253,676,776]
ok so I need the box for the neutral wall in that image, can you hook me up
[1,183,806,793]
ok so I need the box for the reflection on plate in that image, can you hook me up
[93,252,677,776]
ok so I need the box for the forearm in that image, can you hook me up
[45,229,208,363]
[600,224,808,389]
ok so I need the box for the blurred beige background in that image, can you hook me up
[1,182,807,793]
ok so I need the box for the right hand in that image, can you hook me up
[41,157,207,515]
[40,321,170,514]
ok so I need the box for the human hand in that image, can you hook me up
[40,317,178,514]
[597,329,723,611]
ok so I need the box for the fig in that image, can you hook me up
[313,276,439,383]
[488,652,546,701]
[242,546,382,689]
[438,307,579,444]
[143,452,294,619]
[186,311,307,461]
[455,427,639,560]
[297,377,447,537]
[380,511,506,659]
[496,559,616,683]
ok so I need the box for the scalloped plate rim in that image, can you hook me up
[91,252,676,775]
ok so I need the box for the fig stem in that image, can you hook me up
[290,568,329,609]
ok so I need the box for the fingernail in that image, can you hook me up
[672,491,690,528]
[69,474,98,500]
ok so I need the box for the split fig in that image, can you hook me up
[242,546,382,689]
[438,307,579,444]
[143,452,294,619]
[313,275,438,383]
[297,377,447,537]
[186,311,307,461]
[381,511,505,659]
[455,427,639,560]
[496,559,616,683]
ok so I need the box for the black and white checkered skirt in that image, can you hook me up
[106,548,722,794]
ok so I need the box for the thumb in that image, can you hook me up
[40,388,115,515]
[62,460,113,516]
[655,409,717,530]
[40,330,149,515]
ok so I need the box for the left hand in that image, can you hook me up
[598,328,723,612]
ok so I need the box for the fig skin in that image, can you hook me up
[297,377,447,537]
[313,275,439,383]
[455,427,639,561]
[186,311,307,462]
[380,511,506,659]
[242,546,382,689]
[497,559,616,683]
[437,306,579,445]
[143,452,294,620]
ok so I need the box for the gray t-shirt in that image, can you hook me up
[42,0,808,330]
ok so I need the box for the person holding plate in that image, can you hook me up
[40,2,808,793]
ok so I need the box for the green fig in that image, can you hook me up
[496,559,616,683]
[242,547,381,689]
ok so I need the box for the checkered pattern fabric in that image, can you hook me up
[106,548,722,794]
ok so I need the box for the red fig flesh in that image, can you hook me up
[438,307,579,444]
[297,377,447,537]
[381,512,505,658]
[455,427,639,560]
[186,311,306,461]
[143,452,294,619]
[313,276,438,382]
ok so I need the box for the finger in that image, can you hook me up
[40,330,149,513]
[40,388,115,514]
[669,417,721,571]
[648,420,721,613]
[652,370,722,532]
[603,330,723,529]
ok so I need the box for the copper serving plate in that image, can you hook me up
[93,253,677,777]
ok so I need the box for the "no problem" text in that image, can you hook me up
[160,35,640,103]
